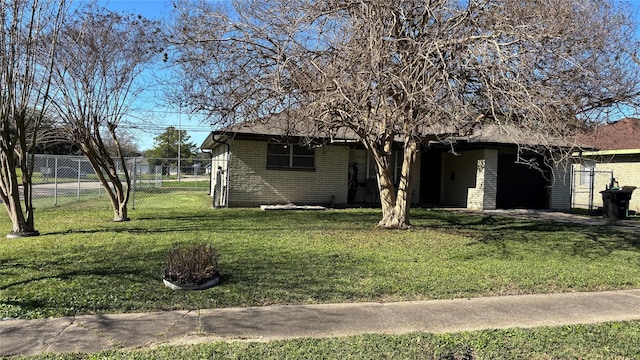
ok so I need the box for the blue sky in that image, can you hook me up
[96,0,173,19]
[85,0,213,152]
[91,0,640,151]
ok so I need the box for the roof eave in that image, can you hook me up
[200,132,230,151]
[573,148,640,157]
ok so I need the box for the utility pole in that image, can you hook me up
[178,106,181,182]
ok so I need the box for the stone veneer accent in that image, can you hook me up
[442,149,498,210]
[549,163,572,211]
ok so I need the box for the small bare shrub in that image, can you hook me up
[162,243,219,285]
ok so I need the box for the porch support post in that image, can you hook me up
[467,149,498,210]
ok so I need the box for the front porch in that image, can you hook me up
[346,145,565,211]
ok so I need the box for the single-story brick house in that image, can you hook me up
[573,118,640,214]
[201,119,572,210]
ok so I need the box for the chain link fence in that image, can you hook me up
[571,165,614,213]
[30,155,211,210]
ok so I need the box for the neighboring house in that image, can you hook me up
[201,119,572,211]
[573,118,640,214]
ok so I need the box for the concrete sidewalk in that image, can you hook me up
[2,289,640,357]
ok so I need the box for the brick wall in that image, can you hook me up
[549,162,572,211]
[442,149,497,209]
[481,149,498,210]
[225,140,350,207]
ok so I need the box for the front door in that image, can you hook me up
[420,151,442,204]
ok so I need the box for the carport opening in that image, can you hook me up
[496,154,550,209]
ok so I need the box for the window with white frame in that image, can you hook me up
[266,143,315,170]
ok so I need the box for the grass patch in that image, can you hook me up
[12,321,640,359]
[1,193,640,319]
[32,192,111,210]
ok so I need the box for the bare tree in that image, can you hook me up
[0,0,66,237]
[172,0,640,228]
[49,4,161,222]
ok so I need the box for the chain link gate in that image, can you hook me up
[571,165,614,213]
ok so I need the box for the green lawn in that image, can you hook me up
[2,193,639,320]
[3,193,640,358]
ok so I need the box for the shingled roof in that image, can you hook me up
[576,118,640,150]
[202,113,577,150]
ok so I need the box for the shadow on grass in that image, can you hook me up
[38,210,380,237]
[410,209,640,258]
[6,207,640,319]
[0,249,168,317]
[42,213,220,236]
[41,208,640,255]
[0,266,146,291]
[0,244,167,291]
[134,209,383,233]
[1,245,379,318]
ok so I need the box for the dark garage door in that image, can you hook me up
[496,155,549,209]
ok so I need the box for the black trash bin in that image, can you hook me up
[601,186,636,220]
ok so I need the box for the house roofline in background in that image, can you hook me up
[573,149,640,157]
[200,120,576,151]
[200,130,362,151]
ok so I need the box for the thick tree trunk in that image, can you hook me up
[80,142,131,223]
[100,172,131,222]
[4,194,38,237]
[375,139,418,229]
[112,198,129,222]
[0,155,39,238]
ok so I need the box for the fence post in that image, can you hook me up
[77,160,81,200]
[588,167,595,213]
[570,166,575,209]
[155,165,162,187]
[54,157,58,206]
[132,157,136,210]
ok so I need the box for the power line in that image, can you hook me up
[126,124,214,132]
